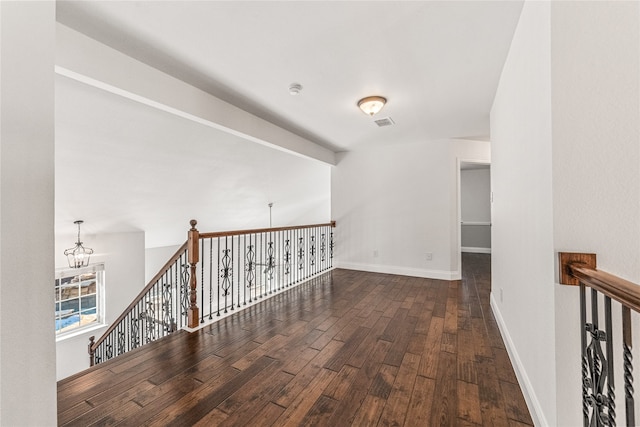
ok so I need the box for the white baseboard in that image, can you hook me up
[461,246,492,254]
[490,294,548,426]
[336,261,460,281]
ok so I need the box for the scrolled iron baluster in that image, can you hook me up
[579,287,621,427]
[581,284,595,427]
[278,231,283,291]
[237,235,242,306]
[330,230,334,263]
[586,322,610,426]
[622,306,635,425]
[175,260,182,328]
[221,249,232,297]
[623,344,634,420]
[284,238,291,277]
[591,289,603,426]
[175,260,180,328]
[217,238,221,316]
[144,300,156,343]
[266,240,275,286]
[162,282,172,333]
[310,235,316,268]
[298,236,304,274]
[582,354,591,424]
[105,339,113,361]
[604,297,616,426]
[131,317,139,349]
[220,239,233,313]
[117,331,125,355]
[231,237,235,309]
[126,312,131,353]
[246,242,255,300]
[209,238,213,319]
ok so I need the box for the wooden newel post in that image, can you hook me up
[88,335,95,367]
[187,219,200,328]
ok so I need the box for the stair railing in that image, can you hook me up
[88,242,189,366]
[89,219,335,366]
[559,252,638,427]
[193,220,335,322]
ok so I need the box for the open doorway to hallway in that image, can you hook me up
[458,161,491,276]
[460,162,491,254]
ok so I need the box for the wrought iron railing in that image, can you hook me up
[89,220,335,366]
[194,222,335,321]
[88,243,189,365]
[560,252,639,427]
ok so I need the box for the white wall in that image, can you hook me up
[332,138,489,280]
[461,169,491,223]
[492,1,640,425]
[551,2,640,425]
[0,2,57,425]
[490,1,555,425]
[460,168,491,251]
[55,231,145,380]
[146,244,183,283]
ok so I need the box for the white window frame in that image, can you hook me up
[55,263,106,341]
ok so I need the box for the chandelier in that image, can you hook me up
[64,220,94,268]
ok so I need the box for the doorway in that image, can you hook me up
[458,161,491,275]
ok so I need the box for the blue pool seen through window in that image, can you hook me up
[55,264,105,337]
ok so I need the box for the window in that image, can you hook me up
[55,263,105,338]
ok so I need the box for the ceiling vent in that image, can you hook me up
[374,117,395,127]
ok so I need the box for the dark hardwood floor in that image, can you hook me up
[58,253,533,426]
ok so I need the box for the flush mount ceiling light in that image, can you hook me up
[64,220,94,268]
[358,96,387,116]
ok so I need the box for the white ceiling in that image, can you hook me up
[54,1,522,247]
[57,1,524,151]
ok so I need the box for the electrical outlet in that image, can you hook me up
[426,252,433,261]
[373,250,379,258]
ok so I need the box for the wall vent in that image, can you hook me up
[374,117,395,127]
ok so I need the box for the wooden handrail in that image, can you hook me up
[89,220,336,363]
[89,241,188,355]
[560,251,640,426]
[559,252,640,313]
[199,221,336,239]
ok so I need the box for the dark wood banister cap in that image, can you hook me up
[559,252,640,313]
[199,221,336,239]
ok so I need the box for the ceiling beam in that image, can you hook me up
[56,23,336,165]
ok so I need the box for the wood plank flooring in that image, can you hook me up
[58,253,533,426]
